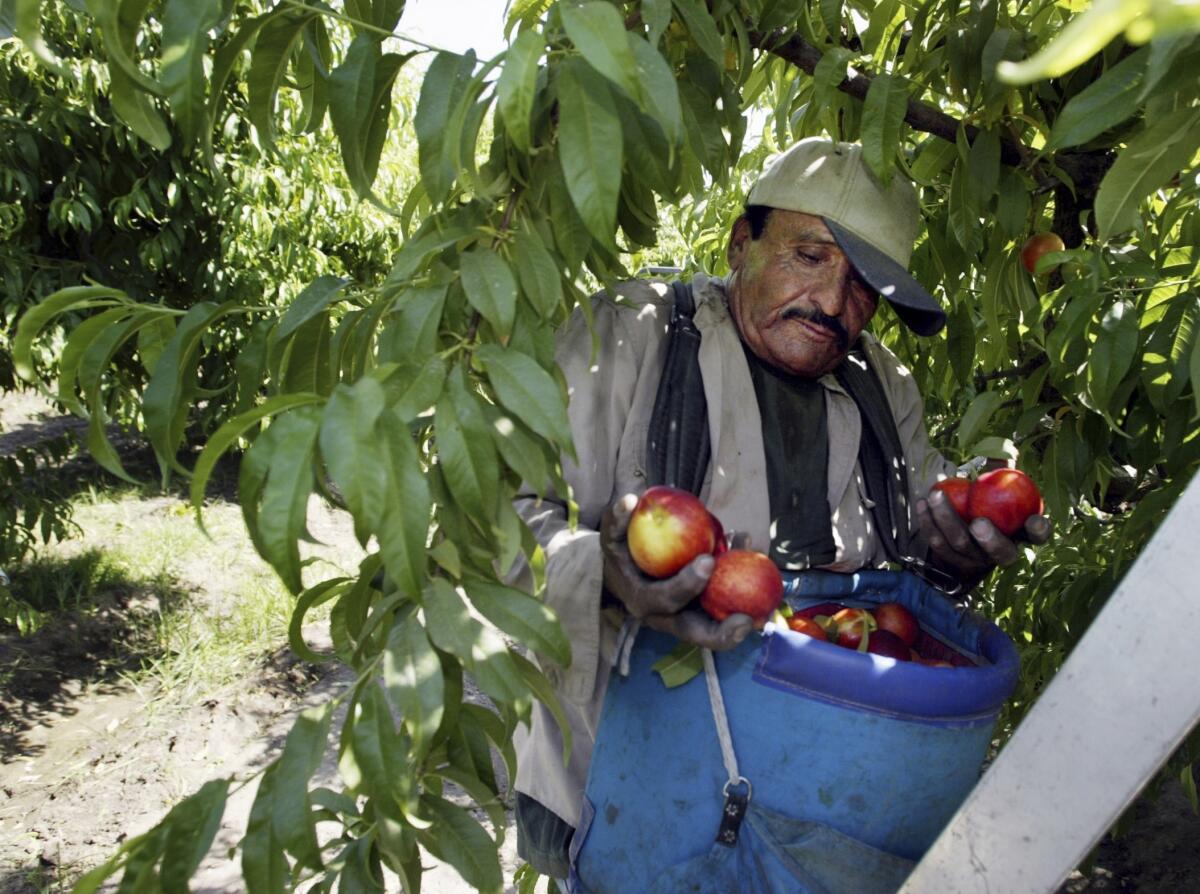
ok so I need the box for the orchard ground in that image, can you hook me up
[1,390,1198,892]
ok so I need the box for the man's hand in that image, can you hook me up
[915,486,1052,590]
[600,493,754,651]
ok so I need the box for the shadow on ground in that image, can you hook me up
[0,548,195,763]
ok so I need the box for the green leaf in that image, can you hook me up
[422,578,529,707]
[496,28,543,152]
[475,344,572,452]
[1087,300,1139,420]
[329,37,408,198]
[651,641,703,687]
[994,168,1031,241]
[861,73,908,183]
[485,405,551,495]
[428,764,505,844]
[342,681,410,808]
[1047,47,1149,151]
[242,765,288,894]
[556,60,623,246]
[820,0,843,38]
[288,578,348,663]
[643,0,671,44]
[379,284,448,361]
[957,390,1006,451]
[380,355,447,422]
[671,0,725,68]
[460,248,518,339]
[1191,322,1200,419]
[55,306,139,416]
[272,704,333,870]
[14,288,128,383]
[377,408,432,599]
[463,578,570,667]
[384,615,445,760]
[510,652,571,763]
[910,137,957,185]
[1096,107,1200,241]
[965,129,1000,211]
[276,275,348,341]
[161,0,222,147]
[143,302,231,482]
[320,378,388,543]
[997,0,1138,84]
[513,224,563,319]
[136,314,176,378]
[416,795,503,894]
[546,162,592,273]
[629,35,683,150]
[415,50,476,205]
[14,0,66,72]
[204,9,277,167]
[247,8,316,152]
[248,407,322,593]
[562,2,643,104]
[948,157,978,252]
[190,393,324,514]
[435,367,499,522]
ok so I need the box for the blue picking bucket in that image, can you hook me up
[569,569,1020,894]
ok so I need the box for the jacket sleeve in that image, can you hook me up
[510,290,659,704]
[863,336,956,500]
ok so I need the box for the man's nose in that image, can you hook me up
[811,258,858,317]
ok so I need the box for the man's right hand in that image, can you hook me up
[600,493,754,652]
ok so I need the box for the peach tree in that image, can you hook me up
[9,0,1200,889]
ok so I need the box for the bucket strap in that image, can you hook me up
[703,649,752,847]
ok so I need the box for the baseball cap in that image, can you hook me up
[746,138,945,336]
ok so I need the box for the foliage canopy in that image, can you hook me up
[5,0,1200,889]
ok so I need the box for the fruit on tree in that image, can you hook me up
[967,469,1044,537]
[830,607,876,651]
[874,602,919,647]
[1020,232,1066,275]
[932,477,971,521]
[627,486,716,578]
[787,615,829,641]
[700,549,784,624]
[866,629,912,660]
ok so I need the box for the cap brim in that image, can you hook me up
[824,219,945,336]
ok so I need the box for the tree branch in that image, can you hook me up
[746,29,1111,200]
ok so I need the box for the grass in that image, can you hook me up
[3,479,357,712]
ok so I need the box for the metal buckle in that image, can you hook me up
[900,555,964,598]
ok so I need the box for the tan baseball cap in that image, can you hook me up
[746,138,945,336]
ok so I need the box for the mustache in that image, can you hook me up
[781,306,849,351]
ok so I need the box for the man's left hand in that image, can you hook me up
[915,486,1052,591]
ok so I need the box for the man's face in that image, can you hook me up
[726,209,879,378]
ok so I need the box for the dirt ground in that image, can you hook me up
[3,392,1200,892]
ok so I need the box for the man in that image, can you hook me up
[510,138,1051,880]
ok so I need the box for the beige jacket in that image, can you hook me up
[511,273,954,827]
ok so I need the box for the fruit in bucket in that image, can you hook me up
[830,608,876,651]
[700,550,784,625]
[787,615,829,641]
[866,629,912,660]
[874,602,919,647]
[968,469,1044,537]
[627,486,717,578]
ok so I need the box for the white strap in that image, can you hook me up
[702,648,742,788]
[613,617,641,677]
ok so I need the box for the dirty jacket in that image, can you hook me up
[511,272,955,828]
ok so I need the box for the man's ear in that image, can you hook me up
[727,216,751,271]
